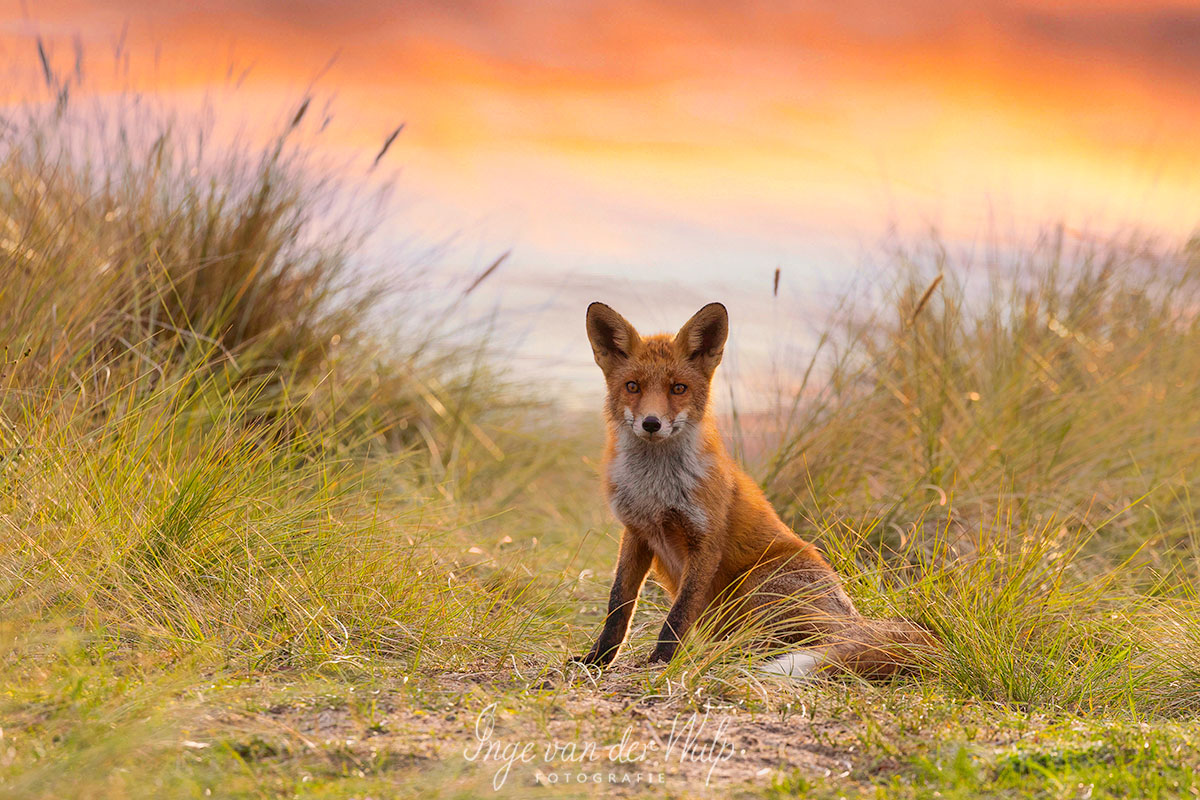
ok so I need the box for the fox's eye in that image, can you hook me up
[625,381,639,393]
[672,383,687,395]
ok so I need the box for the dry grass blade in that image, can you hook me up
[462,250,510,297]
[372,123,405,169]
[35,36,54,88]
[289,96,310,129]
[908,272,943,326]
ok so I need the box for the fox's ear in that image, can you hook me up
[674,302,728,377]
[586,302,641,374]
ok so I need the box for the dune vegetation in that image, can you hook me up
[3,68,1200,799]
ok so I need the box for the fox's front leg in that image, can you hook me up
[573,531,653,667]
[647,540,721,664]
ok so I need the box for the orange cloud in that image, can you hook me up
[4,0,1199,245]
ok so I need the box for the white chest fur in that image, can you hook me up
[608,425,711,534]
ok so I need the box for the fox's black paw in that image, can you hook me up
[568,653,607,669]
[644,647,675,665]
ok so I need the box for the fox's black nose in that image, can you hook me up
[642,416,661,433]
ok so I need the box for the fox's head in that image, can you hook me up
[586,302,728,442]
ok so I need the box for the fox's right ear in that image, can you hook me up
[586,302,641,374]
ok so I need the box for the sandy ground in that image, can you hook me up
[201,667,886,797]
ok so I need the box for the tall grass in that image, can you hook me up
[766,232,1200,546]
[0,70,572,682]
[753,230,1200,714]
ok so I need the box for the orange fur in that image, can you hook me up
[574,302,936,678]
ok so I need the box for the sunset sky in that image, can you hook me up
[5,1,1200,402]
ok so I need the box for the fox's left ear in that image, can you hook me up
[674,302,728,377]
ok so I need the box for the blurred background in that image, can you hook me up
[6,0,1198,407]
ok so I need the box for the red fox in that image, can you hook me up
[574,301,936,678]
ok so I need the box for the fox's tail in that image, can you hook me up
[761,618,938,680]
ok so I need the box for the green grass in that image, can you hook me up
[4,55,1200,799]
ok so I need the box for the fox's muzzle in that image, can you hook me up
[626,408,689,441]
